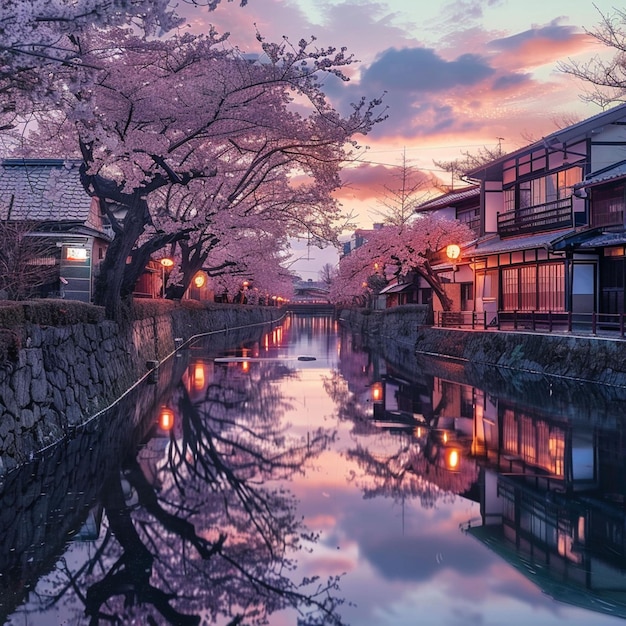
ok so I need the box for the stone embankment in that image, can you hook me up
[0,303,282,473]
[339,306,626,387]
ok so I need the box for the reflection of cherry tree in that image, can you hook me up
[31,359,344,626]
[327,337,479,508]
[323,370,380,438]
[345,440,478,509]
[322,330,383,436]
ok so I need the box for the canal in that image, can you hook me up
[3,312,626,625]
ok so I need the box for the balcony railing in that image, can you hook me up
[461,215,481,236]
[498,197,573,236]
[435,309,626,338]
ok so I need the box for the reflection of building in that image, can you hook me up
[466,471,626,619]
[350,351,626,620]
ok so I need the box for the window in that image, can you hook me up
[66,247,88,261]
[461,282,473,310]
[504,187,515,212]
[501,262,565,311]
[592,183,625,228]
[504,166,583,212]
[538,263,565,310]
[520,265,536,310]
[519,180,531,209]
[502,267,519,310]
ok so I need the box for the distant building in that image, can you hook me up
[292,278,330,303]
[341,223,384,257]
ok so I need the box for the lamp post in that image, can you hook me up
[160,257,174,297]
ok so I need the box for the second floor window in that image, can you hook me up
[592,182,625,228]
[504,166,583,212]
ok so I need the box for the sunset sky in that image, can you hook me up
[178,0,621,277]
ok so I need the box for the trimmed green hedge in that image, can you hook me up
[0,297,271,329]
[0,299,105,328]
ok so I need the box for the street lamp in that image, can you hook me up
[446,244,461,262]
[160,257,174,297]
[446,244,460,283]
[193,271,206,289]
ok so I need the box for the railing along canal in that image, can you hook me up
[435,309,626,338]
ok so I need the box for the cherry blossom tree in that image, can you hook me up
[0,0,248,82]
[0,0,252,135]
[19,26,385,318]
[330,215,473,311]
[150,151,345,300]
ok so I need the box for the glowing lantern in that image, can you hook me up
[159,406,175,431]
[446,244,461,261]
[447,449,460,470]
[192,362,205,390]
[371,382,383,402]
[193,271,207,288]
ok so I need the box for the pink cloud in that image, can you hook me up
[338,162,432,202]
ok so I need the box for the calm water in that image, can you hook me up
[3,313,626,625]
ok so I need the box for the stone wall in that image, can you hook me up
[339,305,430,347]
[339,306,626,387]
[0,304,282,473]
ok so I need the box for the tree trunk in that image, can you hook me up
[418,265,453,311]
[93,198,149,319]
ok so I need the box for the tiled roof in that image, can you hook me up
[578,232,626,248]
[414,185,480,211]
[470,229,575,255]
[0,159,92,222]
[576,160,626,188]
[467,103,626,180]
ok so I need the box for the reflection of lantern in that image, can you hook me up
[159,406,175,431]
[193,271,206,288]
[193,362,205,390]
[446,449,460,470]
[371,382,383,402]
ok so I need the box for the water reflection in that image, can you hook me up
[337,328,626,622]
[5,314,626,625]
[2,319,343,626]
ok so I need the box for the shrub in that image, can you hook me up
[0,299,105,327]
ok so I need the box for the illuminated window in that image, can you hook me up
[66,247,87,261]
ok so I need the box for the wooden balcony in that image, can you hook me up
[498,197,573,237]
